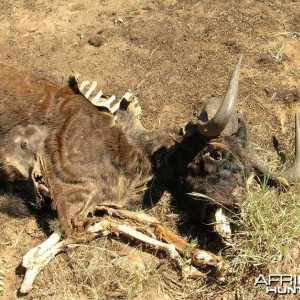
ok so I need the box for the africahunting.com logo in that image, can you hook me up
[255,274,300,295]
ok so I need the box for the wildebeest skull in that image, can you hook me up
[168,57,299,227]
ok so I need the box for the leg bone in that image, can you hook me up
[87,219,190,276]
[92,206,228,279]
[20,227,66,294]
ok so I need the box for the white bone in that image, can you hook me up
[79,80,89,92]
[91,95,116,109]
[91,90,104,103]
[87,215,225,278]
[84,81,97,98]
[110,98,122,114]
[95,205,159,225]
[88,220,184,270]
[122,92,133,101]
[20,227,66,294]
[214,208,232,241]
[20,208,226,293]
[76,77,141,117]
[106,95,116,105]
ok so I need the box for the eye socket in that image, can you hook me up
[20,140,28,150]
[209,149,222,161]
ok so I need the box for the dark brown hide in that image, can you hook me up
[155,116,251,223]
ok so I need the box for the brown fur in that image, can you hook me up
[0,63,176,236]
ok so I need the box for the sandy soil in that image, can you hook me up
[0,0,299,299]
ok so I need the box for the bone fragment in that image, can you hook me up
[94,205,159,224]
[87,219,186,272]
[84,81,97,98]
[74,76,139,115]
[20,207,228,293]
[91,90,104,103]
[79,80,89,91]
[20,227,66,294]
[214,207,232,241]
[122,91,133,101]
[93,206,228,278]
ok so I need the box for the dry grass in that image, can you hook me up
[34,239,168,300]
[1,181,299,300]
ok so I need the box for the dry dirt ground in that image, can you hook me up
[0,0,300,299]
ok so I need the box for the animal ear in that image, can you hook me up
[68,75,81,94]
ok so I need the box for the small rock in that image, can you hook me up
[28,27,38,32]
[88,35,107,47]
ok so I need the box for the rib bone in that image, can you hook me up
[74,76,139,115]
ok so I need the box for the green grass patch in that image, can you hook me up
[232,182,300,277]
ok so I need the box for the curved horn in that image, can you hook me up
[253,114,300,184]
[197,54,243,137]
